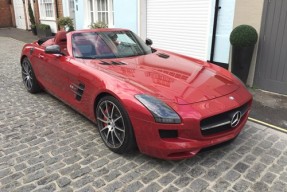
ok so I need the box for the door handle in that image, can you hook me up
[38,54,44,59]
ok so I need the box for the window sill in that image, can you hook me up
[40,18,56,22]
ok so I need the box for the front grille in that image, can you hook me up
[200,103,249,136]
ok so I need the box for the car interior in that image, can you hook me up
[38,31,117,58]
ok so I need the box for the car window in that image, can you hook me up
[117,34,136,44]
[72,31,152,59]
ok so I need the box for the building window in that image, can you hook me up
[39,0,55,19]
[89,0,114,27]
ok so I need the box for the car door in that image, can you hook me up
[40,53,71,100]
[42,53,96,118]
[29,46,46,84]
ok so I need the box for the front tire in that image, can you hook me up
[21,57,41,93]
[96,96,136,154]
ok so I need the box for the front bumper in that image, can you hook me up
[131,113,248,160]
[129,87,252,160]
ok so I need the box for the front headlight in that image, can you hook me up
[135,94,181,124]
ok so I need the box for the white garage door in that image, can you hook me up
[13,0,26,30]
[147,0,212,60]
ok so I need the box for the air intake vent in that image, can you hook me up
[157,53,170,59]
[159,130,178,138]
[99,60,126,65]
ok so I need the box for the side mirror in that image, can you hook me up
[146,38,153,46]
[45,45,62,55]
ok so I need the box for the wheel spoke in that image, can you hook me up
[115,126,124,132]
[105,101,110,118]
[27,79,32,89]
[100,125,109,133]
[111,131,115,147]
[114,130,123,144]
[22,70,29,76]
[24,78,28,87]
[106,130,111,141]
[97,117,109,124]
[114,115,122,123]
[22,62,27,71]
[23,62,30,73]
[110,105,115,118]
[99,106,109,119]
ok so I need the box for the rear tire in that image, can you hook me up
[21,57,41,93]
[96,96,136,154]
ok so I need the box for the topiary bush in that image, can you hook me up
[28,1,35,26]
[28,1,37,35]
[90,21,108,29]
[57,17,74,32]
[230,25,258,47]
[37,24,52,38]
[37,23,51,30]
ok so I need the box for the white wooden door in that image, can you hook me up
[147,0,212,60]
[13,0,26,29]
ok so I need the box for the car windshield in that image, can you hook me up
[72,30,152,59]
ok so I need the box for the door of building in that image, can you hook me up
[146,0,212,61]
[69,0,76,28]
[254,0,287,95]
[13,0,26,29]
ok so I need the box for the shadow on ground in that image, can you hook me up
[249,88,287,130]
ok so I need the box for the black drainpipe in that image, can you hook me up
[55,0,60,31]
[210,0,221,63]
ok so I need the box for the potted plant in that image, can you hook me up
[37,24,52,38]
[57,17,74,32]
[230,25,258,84]
[28,0,37,35]
[90,21,108,29]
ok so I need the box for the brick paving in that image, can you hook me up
[0,36,287,191]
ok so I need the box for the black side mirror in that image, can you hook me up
[146,38,153,46]
[45,45,62,55]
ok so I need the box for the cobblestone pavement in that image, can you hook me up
[1,37,287,192]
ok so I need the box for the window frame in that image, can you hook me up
[88,0,114,28]
[39,0,56,20]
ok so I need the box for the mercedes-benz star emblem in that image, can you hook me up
[231,111,241,127]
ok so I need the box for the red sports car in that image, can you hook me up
[20,28,252,160]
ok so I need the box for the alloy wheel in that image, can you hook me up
[22,60,33,90]
[97,100,126,149]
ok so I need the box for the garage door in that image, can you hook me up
[254,0,287,95]
[13,0,26,30]
[147,0,212,60]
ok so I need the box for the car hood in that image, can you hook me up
[85,51,240,104]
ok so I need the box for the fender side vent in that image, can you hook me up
[70,83,85,101]
[157,53,170,59]
[75,83,85,101]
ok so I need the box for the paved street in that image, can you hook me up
[1,36,287,192]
